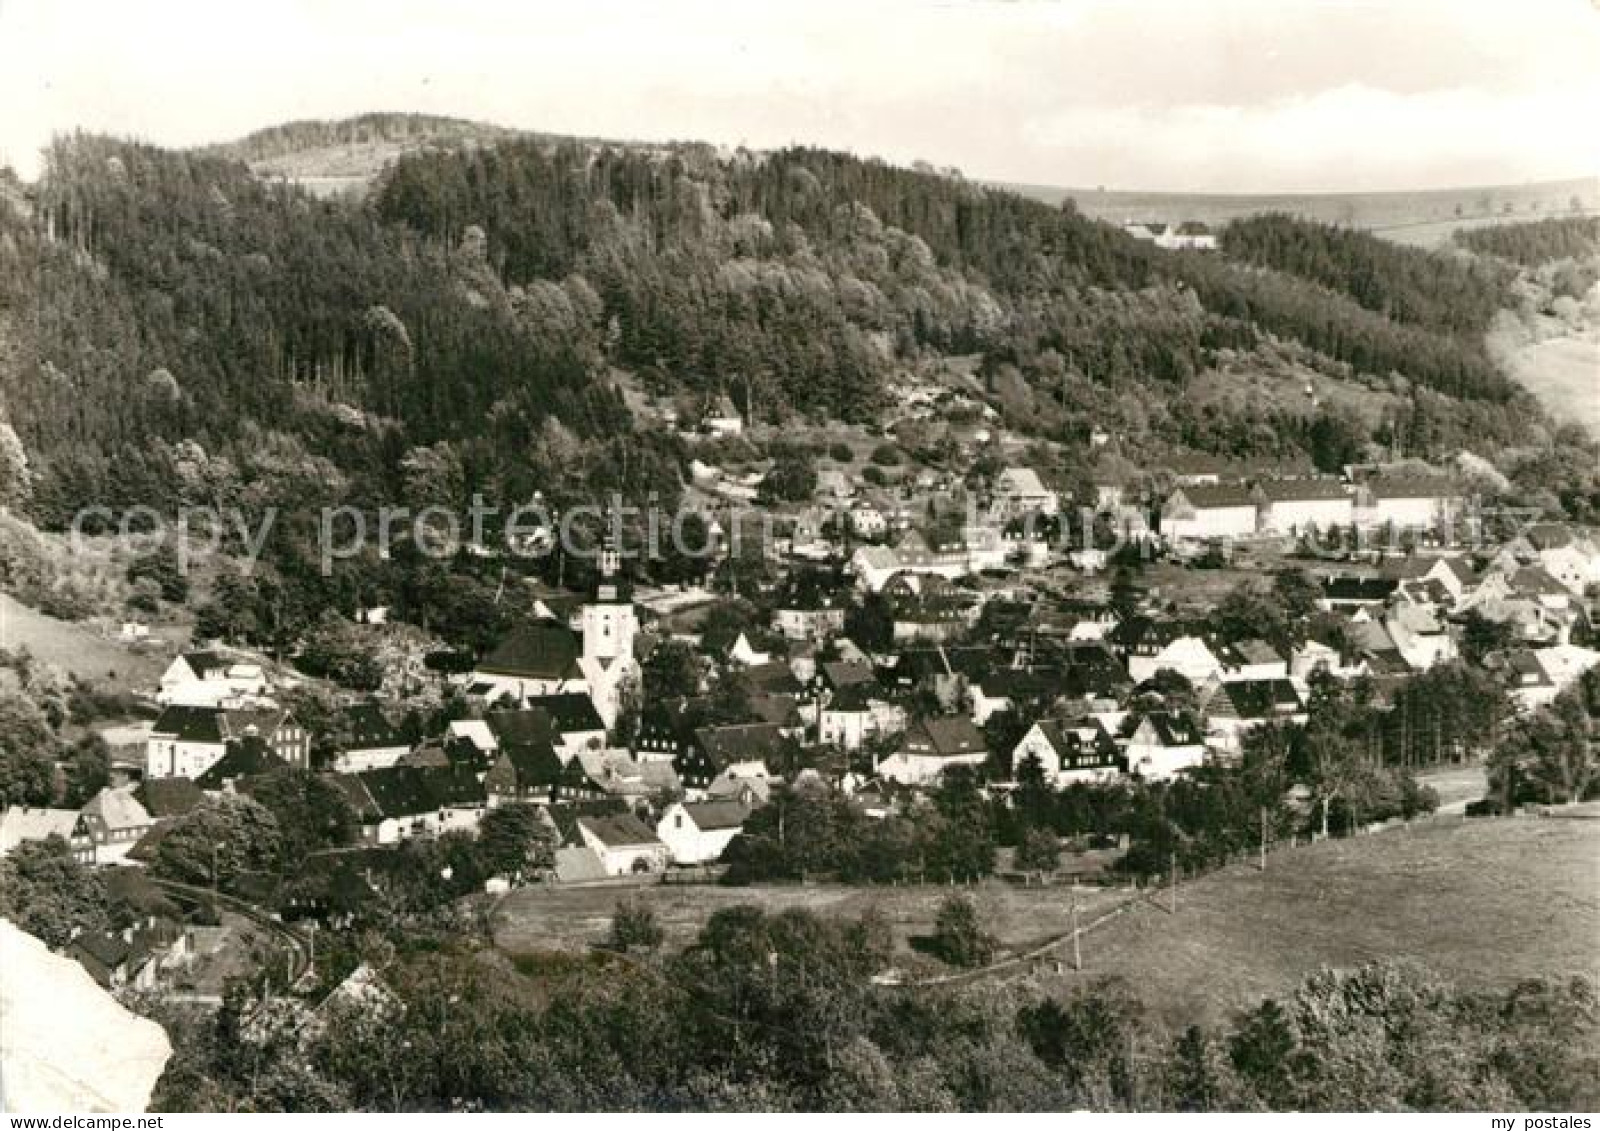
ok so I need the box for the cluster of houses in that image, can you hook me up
[6,447,1599,999]
[1160,475,1467,544]
[1120,220,1220,252]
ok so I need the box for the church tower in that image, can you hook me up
[580,536,637,662]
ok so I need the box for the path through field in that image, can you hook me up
[1032,814,1600,1029]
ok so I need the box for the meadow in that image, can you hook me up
[1034,813,1600,1028]
[494,811,1597,1030]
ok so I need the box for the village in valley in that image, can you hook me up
[1,6,1598,1100]
[5,372,1599,1023]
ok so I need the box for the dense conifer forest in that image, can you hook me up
[0,121,1592,536]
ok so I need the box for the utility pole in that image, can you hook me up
[1169,851,1178,914]
[1070,883,1082,972]
[1259,807,1268,872]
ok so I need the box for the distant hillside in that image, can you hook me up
[1004,177,1600,248]
[201,112,525,198]
[203,111,666,200]
[4,118,1595,548]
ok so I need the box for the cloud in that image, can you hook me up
[1021,82,1600,192]
[0,0,1595,190]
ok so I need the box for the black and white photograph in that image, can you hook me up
[0,0,1596,1117]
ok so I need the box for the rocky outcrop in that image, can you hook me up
[0,920,172,1112]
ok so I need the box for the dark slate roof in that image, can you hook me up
[742,661,803,695]
[775,569,846,611]
[903,715,987,758]
[976,668,1058,700]
[681,800,753,832]
[486,708,561,749]
[1111,617,1208,650]
[221,705,291,739]
[820,660,877,690]
[476,620,584,680]
[151,705,225,743]
[883,648,953,682]
[1129,711,1203,747]
[339,703,408,751]
[1367,477,1463,500]
[1173,484,1257,509]
[1030,718,1086,758]
[1321,576,1398,602]
[1524,523,1575,551]
[196,735,288,789]
[578,812,662,848]
[521,693,606,735]
[496,744,564,789]
[72,929,131,970]
[1212,679,1303,719]
[1510,565,1571,597]
[134,777,204,818]
[1162,452,1228,476]
[335,765,487,821]
[1221,638,1284,667]
[180,651,230,679]
[694,723,789,770]
[1256,478,1351,502]
[747,692,803,728]
[826,684,876,712]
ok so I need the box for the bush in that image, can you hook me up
[762,454,817,502]
[1399,775,1440,819]
[862,465,888,487]
[828,442,854,463]
[931,894,995,968]
[609,899,665,952]
[1015,828,1062,874]
[869,443,903,467]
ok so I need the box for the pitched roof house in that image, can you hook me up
[0,807,93,861]
[1011,718,1122,784]
[332,765,488,845]
[1254,479,1354,536]
[1123,711,1206,781]
[877,715,988,786]
[994,466,1059,516]
[575,813,670,875]
[329,703,412,773]
[657,800,752,865]
[146,704,307,781]
[678,722,791,790]
[1202,679,1307,755]
[1161,484,1259,543]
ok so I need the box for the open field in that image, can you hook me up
[1415,763,1489,812]
[493,876,1128,964]
[1492,331,1600,441]
[1000,176,1600,248]
[0,591,170,691]
[1033,815,1600,1029]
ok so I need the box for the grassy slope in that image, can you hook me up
[0,591,168,690]
[494,877,1129,972]
[1490,328,1600,441]
[1035,814,1600,1029]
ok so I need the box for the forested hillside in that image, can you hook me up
[0,124,1589,539]
[1454,216,1600,268]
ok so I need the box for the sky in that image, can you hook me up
[0,0,1596,193]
